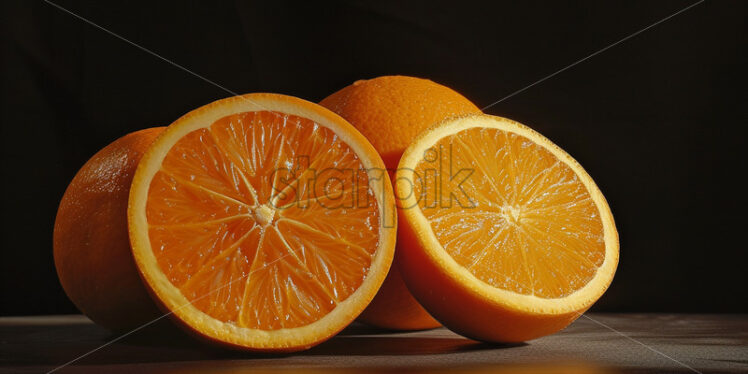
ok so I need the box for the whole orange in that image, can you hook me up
[53,127,164,331]
[321,75,481,330]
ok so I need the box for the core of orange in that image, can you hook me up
[128,93,396,351]
[321,75,481,330]
[396,114,619,342]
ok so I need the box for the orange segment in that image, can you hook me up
[160,128,258,206]
[179,223,262,322]
[128,94,395,351]
[146,170,252,225]
[147,217,255,287]
[238,226,338,330]
[396,114,618,342]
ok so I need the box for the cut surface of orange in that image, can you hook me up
[128,93,395,351]
[396,114,618,342]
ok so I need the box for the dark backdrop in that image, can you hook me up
[1,0,746,316]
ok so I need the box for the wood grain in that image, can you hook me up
[1,314,746,373]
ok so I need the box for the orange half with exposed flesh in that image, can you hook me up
[128,93,396,351]
[396,114,618,342]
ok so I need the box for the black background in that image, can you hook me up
[1,0,746,316]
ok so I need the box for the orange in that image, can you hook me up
[395,114,619,342]
[128,93,396,351]
[321,75,481,169]
[321,75,480,330]
[54,127,164,331]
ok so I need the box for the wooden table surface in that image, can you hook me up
[1,314,746,373]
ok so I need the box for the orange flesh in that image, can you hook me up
[413,127,605,298]
[146,111,380,329]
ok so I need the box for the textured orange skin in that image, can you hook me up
[53,128,164,331]
[396,207,584,342]
[321,76,481,330]
[320,76,482,169]
[356,262,439,330]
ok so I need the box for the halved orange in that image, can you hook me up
[128,93,396,351]
[395,114,618,342]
